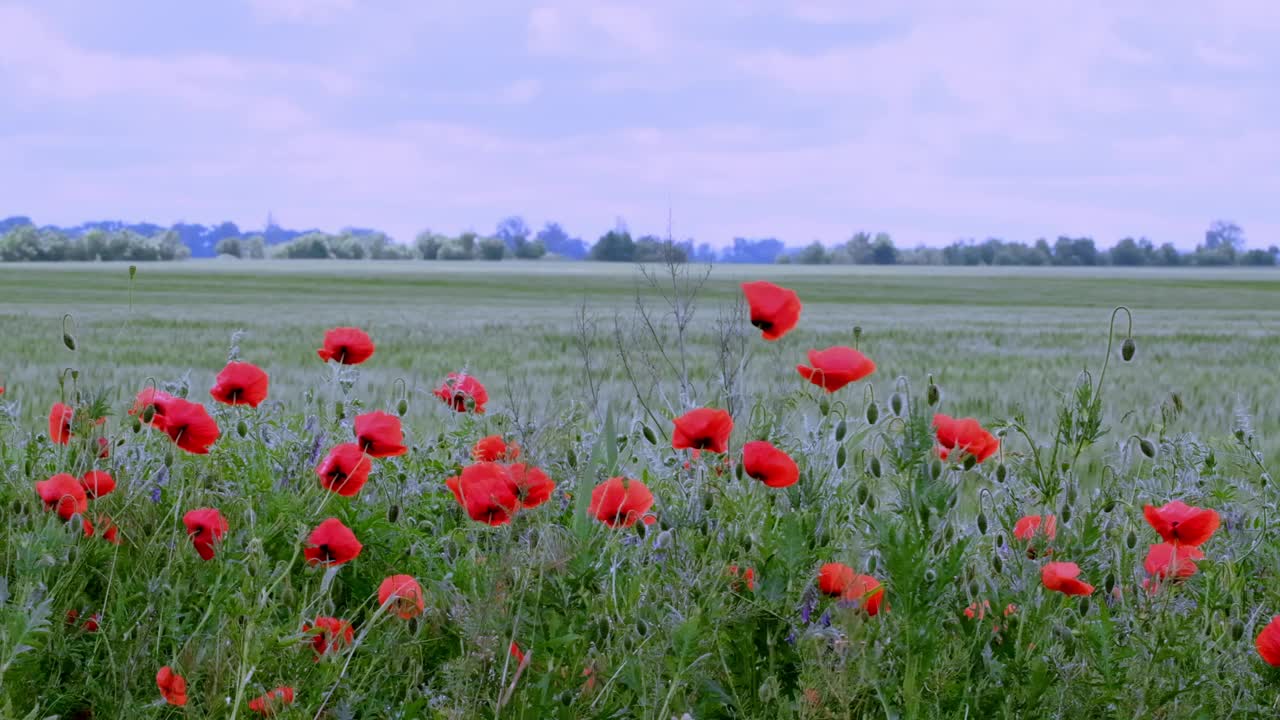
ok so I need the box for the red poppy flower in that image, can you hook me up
[1041,561,1093,596]
[160,399,221,454]
[81,613,101,632]
[1143,542,1204,581]
[315,443,373,497]
[209,361,270,408]
[304,518,363,566]
[507,463,554,509]
[96,436,111,459]
[588,477,655,528]
[83,514,120,544]
[817,562,854,596]
[1013,514,1056,542]
[796,346,876,393]
[741,281,803,341]
[79,470,115,499]
[509,641,525,664]
[378,574,425,619]
[1257,616,1280,666]
[304,616,353,659]
[183,507,228,561]
[49,402,74,444]
[473,435,520,462]
[672,408,733,453]
[1143,500,1220,547]
[816,563,885,614]
[317,326,375,365]
[742,441,799,488]
[156,666,188,707]
[727,564,757,592]
[130,388,176,426]
[354,410,407,458]
[36,473,88,520]
[444,463,519,526]
[248,686,295,716]
[933,414,1000,463]
[434,372,488,414]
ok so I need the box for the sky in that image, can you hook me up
[1,1,1277,250]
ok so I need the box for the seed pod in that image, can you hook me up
[1121,337,1136,362]
[387,504,401,523]
[924,568,937,584]
[977,512,989,535]
[1232,619,1245,641]
[865,402,879,425]
[1139,439,1156,458]
[642,425,657,445]
[992,554,1003,574]
[963,455,977,471]
[396,398,409,416]
[926,383,940,407]
[856,484,870,505]
[835,419,847,442]
[819,397,830,416]
[1104,573,1115,595]
[836,446,846,469]
[1125,529,1137,549]
[869,457,881,478]
[334,400,345,420]
[889,392,904,416]
[1078,596,1090,617]
[236,420,248,438]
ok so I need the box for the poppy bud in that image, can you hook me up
[819,398,830,416]
[852,325,862,343]
[397,472,407,484]
[967,579,979,598]
[963,455,977,471]
[865,402,879,425]
[924,568,937,584]
[131,416,142,433]
[334,401,345,420]
[616,435,627,448]
[889,392,904,416]
[1139,439,1155,458]
[856,484,869,505]
[1232,619,1245,641]
[388,504,401,523]
[1060,504,1072,525]
[63,332,77,351]
[1125,529,1137,549]
[236,420,248,438]
[567,448,577,468]
[397,398,409,416]
[1102,498,1115,513]
[869,457,881,478]
[642,425,657,445]
[926,383,940,407]
[164,451,174,468]
[128,264,137,280]
[945,525,955,543]
[835,419,847,442]
[929,459,942,480]
[734,462,745,482]
[1121,337,1136,362]
[836,446,846,469]
[995,532,1004,548]
[1078,596,1090,617]
[995,464,1007,483]
[703,492,714,512]
[992,554,1002,574]
[866,555,877,573]
[866,495,876,510]
[141,405,156,424]
[977,512,988,535]
[1104,573,1115,595]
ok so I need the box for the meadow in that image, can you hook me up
[1,260,1278,718]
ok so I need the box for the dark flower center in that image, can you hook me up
[751,317,772,331]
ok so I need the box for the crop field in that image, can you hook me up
[1,261,1279,718]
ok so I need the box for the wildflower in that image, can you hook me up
[434,372,488,414]
[509,641,525,664]
[727,564,757,592]
[1143,500,1220,547]
[740,280,802,341]
[96,436,111,458]
[160,398,221,454]
[672,408,733,453]
[1257,616,1280,666]
[317,326,375,365]
[208,361,270,407]
[588,477,655,528]
[933,414,999,463]
[304,616,354,659]
[817,563,885,615]
[248,686,295,716]
[741,440,799,488]
[354,410,408,457]
[183,507,228,560]
[444,463,519,526]
[378,574,425,619]
[79,470,115,499]
[506,463,555,509]
[1013,514,1056,557]
[304,518,363,566]
[48,402,74,444]
[36,473,87,520]
[156,666,188,706]
[796,347,875,392]
[315,443,373,497]
[1143,542,1204,582]
[83,514,120,544]
[473,435,520,462]
[131,388,176,426]
[1041,562,1093,596]
[963,600,991,620]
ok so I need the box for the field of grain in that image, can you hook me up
[1,261,1278,718]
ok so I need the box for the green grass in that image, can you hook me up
[1,261,1278,718]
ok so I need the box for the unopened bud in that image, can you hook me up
[866,494,876,510]
[977,512,989,535]
[164,451,174,469]
[642,425,657,445]
[1139,439,1156,458]
[889,392,904,416]
[865,402,879,425]
[236,420,248,438]
[142,405,156,424]
[1232,619,1245,641]
[929,459,942,480]
[1104,573,1116,595]
[128,264,137,280]
[567,448,577,468]
[1078,596,1090,617]
[926,383,940,407]
[616,434,627,448]
[396,398,409,416]
[868,457,881,478]
[963,455,977,471]
[1125,529,1137,549]
[1121,337,1136,362]
[1060,504,1072,525]
[995,533,1005,548]
[1102,498,1116,513]
[836,446,846,469]
[856,484,869,505]
[1067,485,1078,505]
[387,504,401,523]
[945,525,955,543]
[1234,429,1245,442]
[967,579,979,598]
[866,555,877,573]
[924,568,936,584]
[992,554,1003,574]
[131,416,142,433]
[63,333,77,351]
[995,464,1007,483]
[835,419,847,442]
[334,401,344,420]
[819,397,830,416]
[852,325,862,344]
[735,462,745,482]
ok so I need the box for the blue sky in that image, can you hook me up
[1,1,1276,249]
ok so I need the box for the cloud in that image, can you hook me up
[245,0,354,24]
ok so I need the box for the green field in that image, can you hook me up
[1,261,1279,718]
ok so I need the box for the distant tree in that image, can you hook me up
[795,241,830,265]
[478,237,507,260]
[1109,237,1145,266]
[634,236,687,263]
[1204,220,1244,251]
[496,216,533,255]
[870,232,898,264]
[590,230,636,262]
[1241,249,1276,266]
[215,237,243,258]
[415,231,443,259]
[536,222,588,259]
[722,237,784,263]
[513,239,547,259]
[243,235,266,259]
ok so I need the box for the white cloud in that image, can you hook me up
[245,0,354,24]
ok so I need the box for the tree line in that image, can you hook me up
[1,215,1274,266]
